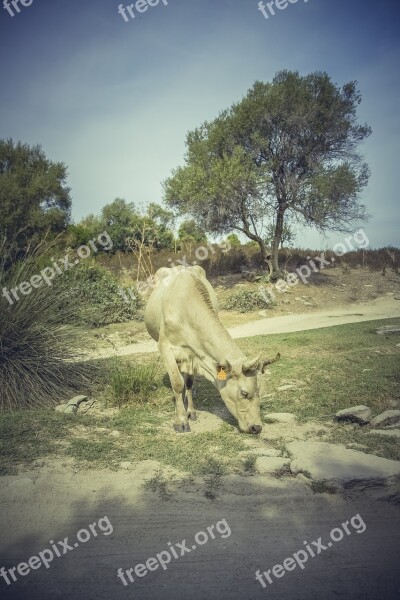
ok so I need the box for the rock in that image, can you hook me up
[261,448,282,457]
[255,456,290,475]
[369,429,400,439]
[346,443,368,450]
[334,405,372,425]
[370,410,400,428]
[264,412,296,424]
[287,441,400,489]
[376,325,400,335]
[55,395,88,414]
[110,430,121,438]
[241,448,281,457]
[55,403,76,414]
[120,462,133,470]
[68,395,88,405]
[296,473,311,485]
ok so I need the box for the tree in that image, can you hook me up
[178,219,207,243]
[0,139,71,258]
[164,71,371,274]
[227,233,241,246]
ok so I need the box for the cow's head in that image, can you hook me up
[217,353,280,434]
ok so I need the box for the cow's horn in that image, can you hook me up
[242,354,261,374]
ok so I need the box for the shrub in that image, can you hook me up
[0,245,99,410]
[107,359,162,407]
[221,288,275,312]
[54,262,143,327]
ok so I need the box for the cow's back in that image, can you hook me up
[144,266,217,342]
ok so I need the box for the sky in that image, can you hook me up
[1,0,399,249]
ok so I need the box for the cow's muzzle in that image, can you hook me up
[249,424,262,435]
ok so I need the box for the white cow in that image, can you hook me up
[145,265,279,433]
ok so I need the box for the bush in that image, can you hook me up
[221,288,275,312]
[54,262,143,327]
[107,359,162,407]
[0,245,99,410]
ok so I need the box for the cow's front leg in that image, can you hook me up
[159,339,191,433]
[183,373,197,421]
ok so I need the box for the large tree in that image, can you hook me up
[163,71,371,274]
[0,139,71,256]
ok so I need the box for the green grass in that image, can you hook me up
[0,318,399,475]
[107,358,163,407]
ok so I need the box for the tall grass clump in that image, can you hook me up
[107,359,162,407]
[0,240,99,411]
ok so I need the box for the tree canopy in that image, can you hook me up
[0,139,71,256]
[163,70,371,273]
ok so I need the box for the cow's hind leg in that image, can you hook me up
[183,373,197,421]
[159,338,190,433]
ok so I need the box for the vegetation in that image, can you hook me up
[107,358,162,407]
[0,248,99,410]
[0,139,71,263]
[163,70,371,274]
[1,319,398,476]
[222,288,275,312]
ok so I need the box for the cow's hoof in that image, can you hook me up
[187,411,197,421]
[174,422,191,433]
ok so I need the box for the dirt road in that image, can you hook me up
[88,296,400,358]
[1,460,399,600]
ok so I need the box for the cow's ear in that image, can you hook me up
[216,359,240,380]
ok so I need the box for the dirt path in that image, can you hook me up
[1,459,399,600]
[87,296,400,358]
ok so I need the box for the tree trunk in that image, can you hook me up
[271,208,285,274]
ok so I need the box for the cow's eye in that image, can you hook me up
[240,390,248,398]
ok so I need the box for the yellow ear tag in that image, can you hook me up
[217,366,227,381]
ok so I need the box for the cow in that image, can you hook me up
[144,265,280,434]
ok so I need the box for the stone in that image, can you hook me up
[264,412,296,423]
[334,405,372,425]
[369,429,400,439]
[370,410,400,428]
[346,443,368,450]
[110,430,121,438]
[287,441,400,488]
[120,462,133,470]
[255,456,290,475]
[261,448,282,457]
[68,395,88,405]
[376,325,400,335]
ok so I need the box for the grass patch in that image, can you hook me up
[242,454,258,475]
[1,318,399,474]
[143,469,173,501]
[310,480,337,494]
[106,358,163,407]
[0,410,73,474]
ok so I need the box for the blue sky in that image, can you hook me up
[1,0,399,249]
